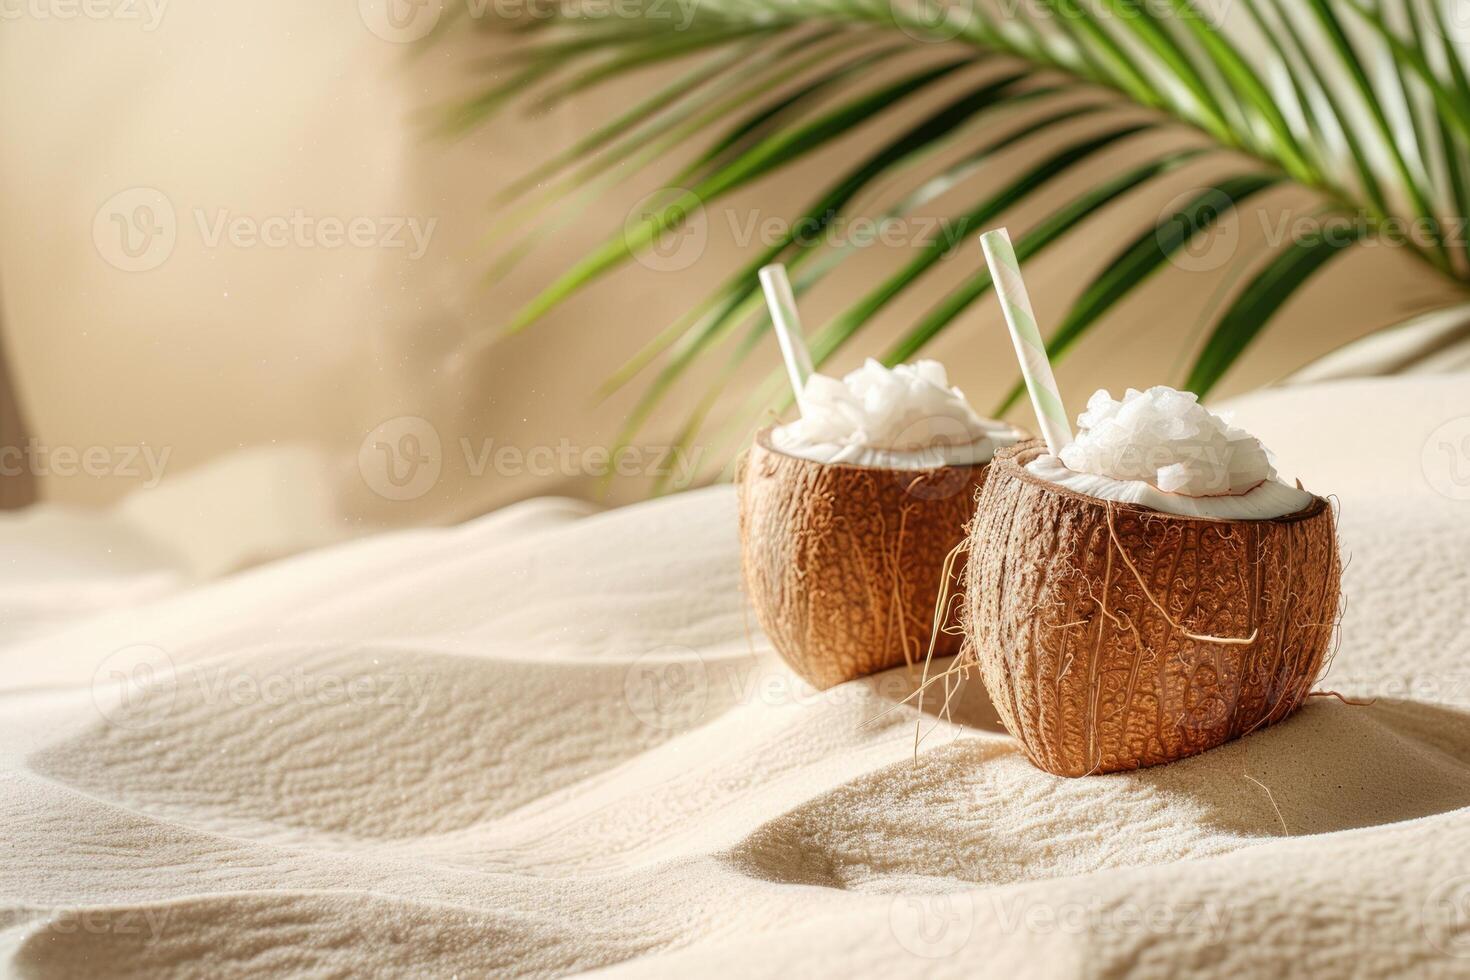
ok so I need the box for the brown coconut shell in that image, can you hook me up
[739,427,992,690]
[965,441,1341,776]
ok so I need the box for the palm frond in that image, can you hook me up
[1187,206,1369,392]
[450,0,1470,489]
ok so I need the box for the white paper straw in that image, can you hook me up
[758,263,815,415]
[979,229,1073,455]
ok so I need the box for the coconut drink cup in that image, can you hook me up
[739,359,1024,690]
[963,389,1342,776]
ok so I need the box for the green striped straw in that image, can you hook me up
[758,263,816,416]
[979,229,1073,454]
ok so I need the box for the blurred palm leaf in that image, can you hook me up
[453,0,1470,487]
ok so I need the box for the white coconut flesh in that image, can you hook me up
[769,358,1024,470]
[1027,386,1316,520]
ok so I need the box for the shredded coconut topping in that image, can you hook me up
[770,359,1021,469]
[1059,386,1277,497]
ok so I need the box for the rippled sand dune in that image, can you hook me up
[4,376,1470,978]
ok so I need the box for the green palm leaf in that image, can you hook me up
[1186,209,1368,394]
[503,56,977,333]
[995,173,1283,414]
[884,147,1218,366]
[660,135,1211,487]
[594,75,1056,401]
[449,0,1470,492]
[609,77,1068,457]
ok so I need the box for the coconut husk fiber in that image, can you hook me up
[739,426,990,690]
[965,442,1342,777]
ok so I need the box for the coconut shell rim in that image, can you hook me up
[993,441,1330,526]
[752,425,1010,477]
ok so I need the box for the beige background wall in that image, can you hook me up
[2,3,1463,540]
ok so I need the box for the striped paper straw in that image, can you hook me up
[979,229,1073,455]
[758,263,816,415]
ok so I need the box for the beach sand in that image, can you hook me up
[3,376,1470,977]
